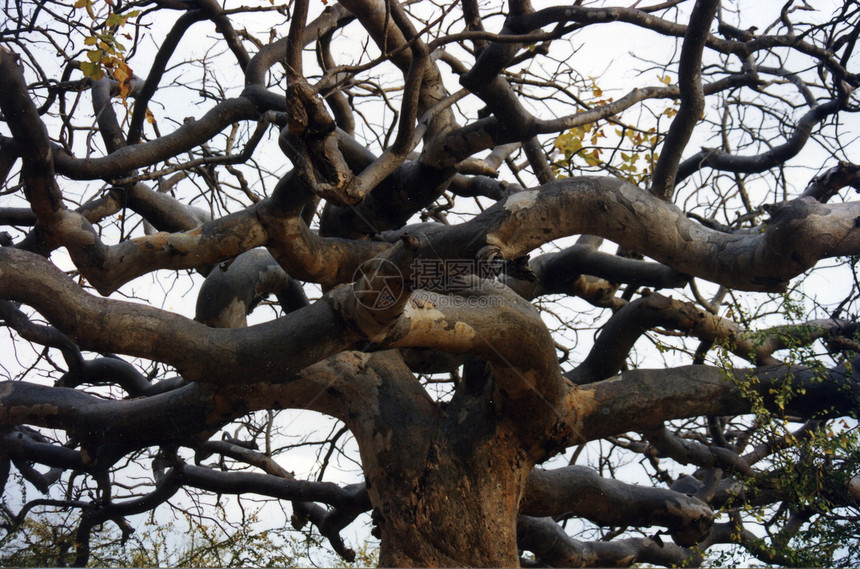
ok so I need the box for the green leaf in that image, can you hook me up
[80,61,104,80]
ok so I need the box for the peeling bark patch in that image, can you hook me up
[503,190,538,213]
[403,298,445,321]
[564,387,600,441]
[132,232,170,250]
[453,320,477,340]
[5,403,61,425]
[401,301,477,346]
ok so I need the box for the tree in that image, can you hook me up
[1,0,860,566]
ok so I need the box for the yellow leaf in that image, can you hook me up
[584,152,600,167]
[84,36,98,46]
[114,66,128,83]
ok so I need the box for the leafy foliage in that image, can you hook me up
[552,77,678,184]
[704,290,860,567]
[75,1,139,99]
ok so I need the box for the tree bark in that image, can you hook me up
[330,351,535,567]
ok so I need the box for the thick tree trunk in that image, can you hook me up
[369,434,530,567]
[347,356,535,567]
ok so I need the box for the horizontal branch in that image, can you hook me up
[177,462,370,511]
[0,247,357,382]
[521,466,713,545]
[53,93,260,181]
[0,351,390,451]
[518,515,700,567]
[520,4,852,77]
[568,293,850,384]
[574,357,860,442]
[425,177,860,292]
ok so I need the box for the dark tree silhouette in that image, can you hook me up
[1,0,860,566]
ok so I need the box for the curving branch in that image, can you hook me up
[0,300,83,373]
[503,247,688,306]
[568,293,850,384]
[0,247,355,383]
[74,467,182,566]
[676,101,842,182]
[245,4,353,86]
[55,94,260,181]
[644,424,755,478]
[4,427,83,488]
[197,0,250,70]
[127,9,208,145]
[0,47,63,221]
[419,177,860,292]
[0,351,384,451]
[194,439,367,560]
[650,0,719,200]
[57,356,184,397]
[801,161,860,202]
[176,462,369,511]
[195,248,308,328]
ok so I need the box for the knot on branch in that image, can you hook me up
[283,75,361,206]
[478,244,535,282]
[331,235,420,342]
[286,76,334,137]
[667,499,714,546]
[802,161,860,202]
